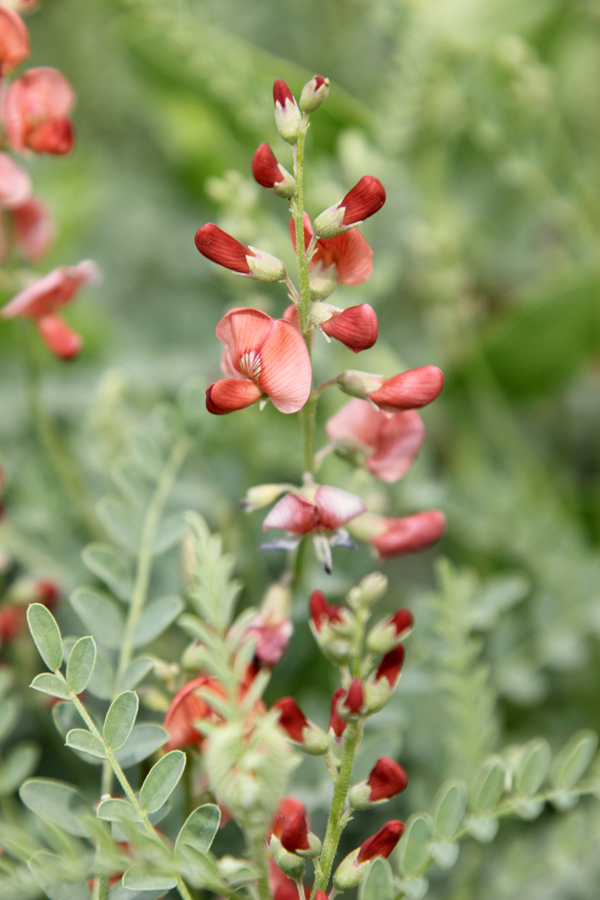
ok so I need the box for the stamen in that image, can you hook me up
[239,350,262,381]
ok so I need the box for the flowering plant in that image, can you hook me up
[1,8,600,900]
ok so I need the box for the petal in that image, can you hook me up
[321,304,378,353]
[258,318,312,413]
[4,67,75,154]
[289,211,312,254]
[357,821,404,863]
[326,398,383,448]
[371,511,446,560]
[314,485,367,530]
[215,307,274,369]
[36,314,82,359]
[1,260,98,319]
[0,6,29,75]
[340,176,386,226]
[195,223,252,273]
[252,142,284,188]
[26,116,73,155]
[312,229,373,285]
[282,303,300,331]
[368,410,425,483]
[206,378,262,415]
[263,493,317,534]
[0,152,31,208]
[164,676,224,751]
[12,196,54,262]
[368,366,444,412]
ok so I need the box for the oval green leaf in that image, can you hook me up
[96,797,141,823]
[140,750,186,814]
[70,587,126,650]
[66,637,97,695]
[122,865,176,891]
[65,729,107,761]
[103,691,139,751]
[471,756,507,815]
[27,603,63,672]
[30,673,71,701]
[96,497,141,553]
[19,778,91,837]
[399,813,433,880]
[432,779,467,841]
[115,724,168,768]
[551,729,598,791]
[515,737,551,796]
[359,857,393,900]
[133,595,184,647]
[175,804,221,858]
[81,542,134,601]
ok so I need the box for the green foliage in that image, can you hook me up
[139,750,186,814]
[103,691,139,751]
[27,604,63,673]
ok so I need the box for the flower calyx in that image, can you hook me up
[309,590,356,663]
[299,75,329,113]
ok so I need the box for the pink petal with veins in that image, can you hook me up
[368,366,444,412]
[206,379,263,415]
[314,485,367,530]
[37,314,81,359]
[257,318,311,413]
[216,307,274,370]
[263,493,317,534]
[371,511,446,561]
[321,303,378,352]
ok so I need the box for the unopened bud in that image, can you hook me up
[314,176,386,238]
[349,757,408,809]
[195,224,287,283]
[241,483,294,513]
[281,811,321,858]
[347,572,388,611]
[332,848,369,892]
[329,687,347,738]
[246,248,287,283]
[252,143,296,199]
[269,837,305,879]
[309,591,355,664]
[364,646,405,713]
[273,697,330,755]
[341,679,365,717]
[273,78,302,144]
[299,75,330,113]
[367,609,414,655]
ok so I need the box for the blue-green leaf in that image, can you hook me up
[66,729,107,761]
[30,673,71,701]
[140,751,186,814]
[133,595,184,647]
[70,587,125,650]
[66,637,97,694]
[81,543,134,601]
[27,604,63,672]
[103,692,139,751]
[115,724,168,768]
[175,804,221,858]
[20,778,91,837]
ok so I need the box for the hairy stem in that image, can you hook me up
[310,721,362,898]
[20,323,103,542]
[292,115,312,339]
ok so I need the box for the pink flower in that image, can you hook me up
[206,307,311,415]
[290,212,373,286]
[337,366,444,413]
[319,304,378,353]
[0,5,29,75]
[11,196,54,261]
[326,399,425,482]
[368,511,447,560]
[0,151,30,207]
[241,584,293,667]
[164,676,226,752]
[263,485,366,535]
[0,260,99,359]
[4,67,75,155]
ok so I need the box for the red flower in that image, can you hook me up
[0,260,99,359]
[4,67,75,155]
[369,511,447,560]
[338,366,444,413]
[308,590,344,633]
[313,176,386,238]
[263,485,366,535]
[357,820,405,862]
[326,399,425,483]
[273,697,309,743]
[342,678,364,715]
[366,757,408,801]
[290,213,373,286]
[11,196,54,262]
[329,687,347,738]
[195,223,287,281]
[375,646,405,687]
[206,308,311,415]
[252,143,295,198]
[0,5,29,75]
[163,676,226,752]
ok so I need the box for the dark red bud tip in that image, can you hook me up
[273,697,309,742]
[368,366,444,413]
[367,757,408,801]
[309,590,343,632]
[343,679,364,715]
[313,76,328,90]
[321,304,378,353]
[390,609,413,636]
[376,645,405,687]
[273,78,295,107]
[252,142,284,189]
[194,223,252,273]
[329,687,347,737]
[340,176,386,226]
[357,820,405,863]
[281,810,310,852]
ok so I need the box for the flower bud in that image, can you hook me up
[329,687,347,738]
[273,78,302,144]
[342,679,365,717]
[337,369,385,399]
[321,304,378,353]
[273,697,330,755]
[347,572,388,611]
[308,264,339,301]
[241,483,295,513]
[252,143,296,199]
[195,224,287,283]
[366,608,414,655]
[313,176,386,238]
[269,837,306,880]
[364,646,405,713]
[299,75,330,112]
[349,757,408,809]
[281,810,321,858]
[309,590,355,663]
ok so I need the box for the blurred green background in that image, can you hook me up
[3,0,600,896]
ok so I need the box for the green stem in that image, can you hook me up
[20,322,104,542]
[292,116,312,339]
[98,875,110,900]
[247,830,272,900]
[311,721,361,898]
[176,876,195,900]
[301,395,317,475]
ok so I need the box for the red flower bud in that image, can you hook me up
[273,697,309,743]
[367,757,408,801]
[368,366,444,413]
[309,590,343,633]
[376,646,405,687]
[195,223,252,274]
[340,176,386,226]
[329,687,347,737]
[343,678,364,715]
[252,143,287,189]
[389,609,413,637]
[281,810,310,853]
[273,78,295,108]
[371,511,446,560]
[357,820,405,863]
[35,580,59,609]
[321,304,378,353]
[0,605,24,643]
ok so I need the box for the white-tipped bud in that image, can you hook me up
[347,572,388,611]
[300,75,330,113]
[273,79,302,144]
[309,264,338,301]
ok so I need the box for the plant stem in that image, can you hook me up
[20,323,104,542]
[292,116,312,339]
[301,394,317,475]
[310,721,361,898]
[247,830,272,900]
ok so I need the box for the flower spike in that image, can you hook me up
[313,176,386,238]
